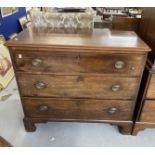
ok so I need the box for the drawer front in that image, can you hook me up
[146,74,155,98]
[22,97,134,121]
[18,74,139,99]
[13,51,145,76]
[140,100,155,122]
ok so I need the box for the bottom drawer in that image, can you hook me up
[140,100,155,122]
[22,97,134,121]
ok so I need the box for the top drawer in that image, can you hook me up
[12,50,145,76]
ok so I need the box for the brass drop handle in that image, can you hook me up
[34,81,46,89]
[31,58,42,67]
[111,84,121,92]
[108,107,118,114]
[114,61,125,69]
[39,105,49,112]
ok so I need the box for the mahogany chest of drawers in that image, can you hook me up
[7,28,150,134]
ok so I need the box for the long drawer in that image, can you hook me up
[18,74,139,99]
[22,97,134,121]
[13,51,145,76]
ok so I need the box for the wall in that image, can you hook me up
[0,7,26,40]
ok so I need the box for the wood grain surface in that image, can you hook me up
[7,28,150,52]
[23,97,134,121]
[17,74,139,99]
[13,51,145,76]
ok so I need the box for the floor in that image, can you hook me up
[1,78,155,147]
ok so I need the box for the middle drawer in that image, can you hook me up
[18,74,139,99]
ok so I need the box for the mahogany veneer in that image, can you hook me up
[7,27,150,134]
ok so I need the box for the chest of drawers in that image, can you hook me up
[7,28,150,135]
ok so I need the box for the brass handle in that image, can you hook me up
[108,107,118,114]
[31,58,42,67]
[111,84,121,92]
[17,54,23,59]
[39,105,49,112]
[114,61,125,69]
[34,81,46,89]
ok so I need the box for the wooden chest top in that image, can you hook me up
[7,27,150,53]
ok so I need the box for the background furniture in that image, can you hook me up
[7,27,150,135]
[131,8,155,135]
[112,16,140,32]
[102,7,128,19]
[94,7,142,30]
